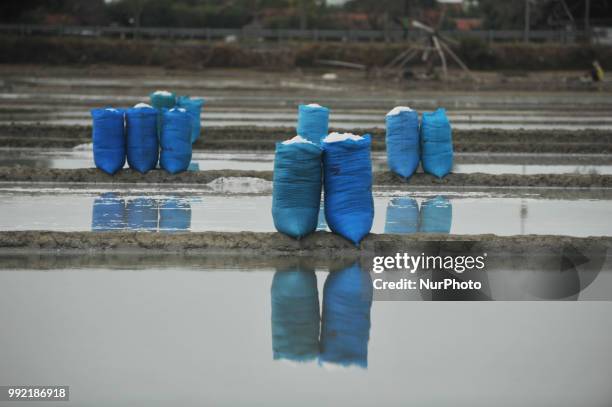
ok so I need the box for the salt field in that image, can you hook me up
[1,268,611,406]
[0,188,610,237]
[2,148,612,175]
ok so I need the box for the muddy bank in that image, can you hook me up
[1,124,611,153]
[3,36,612,74]
[0,231,610,259]
[0,167,610,188]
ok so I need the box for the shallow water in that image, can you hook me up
[0,267,611,406]
[0,189,611,236]
[2,149,612,175]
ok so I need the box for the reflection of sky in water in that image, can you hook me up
[0,261,611,405]
[0,191,611,236]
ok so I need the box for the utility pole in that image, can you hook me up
[299,0,307,31]
[584,0,591,42]
[524,0,530,43]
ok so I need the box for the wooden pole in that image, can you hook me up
[585,0,591,42]
[524,0,530,43]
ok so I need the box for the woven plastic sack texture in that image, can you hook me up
[384,197,419,234]
[419,196,452,233]
[125,106,158,173]
[91,193,125,231]
[91,108,125,174]
[297,104,329,145]
[271,269,320,362]
[386,109,420,177]
[272,141,322,239]
[149,91,176,110]
[319,263,372,368]
[126,198,158,231]
[420,108,453,178]
[159,198,191,232]
[322,135,374,245]
[176,96,205,143]
[160,108,192,174]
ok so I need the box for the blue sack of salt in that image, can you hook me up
[385,106,420,178]
[297,103,329,145]
[272,136,322,239]
[420,108,453,178]
[322,132,374,245]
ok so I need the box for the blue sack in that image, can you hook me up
[297,104,329,145]
[272,139,322,239]
[91,193,126,231]
[149,90,176,110]
[125,106,158,173]
[91,108,125,174]
[385,107,420,178]
[160,108,192,174]
[319,263,372,369]
[126,198,158,231]
[420,108,453,178]
[176,96,205,143]
[419,196,452,234]
[271,269,320,362]
[385,197,419,234]
[159,197,191,232]
[322,134,374,245]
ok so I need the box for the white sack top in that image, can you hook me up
[153,90,173,96]
[386,106,414,116]
[323,132,364,143]
[282,135,315,145]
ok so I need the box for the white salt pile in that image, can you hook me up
[323,132,364,143]
[282,135,314,145]
[153,90,172,96]
[306,103,322,108]
[386,106,414,116]
[134,102,152,108]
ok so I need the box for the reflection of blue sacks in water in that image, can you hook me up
[176,96,205,143]
[272,137,322,239]
[91,193,126,231]
[160,108,192,174]
[385,107,420,178]
[385,197,419,234]
[125,105,158,173]
[159,198,192,232]
[320,263,373,368]
[271,269,320,362]
[297,104,329,145]
[419,196,452,234]
[91,108,126,174]
[322,133,374,245]
[149,90,176,110]
[126,198,158,231]
[420,108,453,178]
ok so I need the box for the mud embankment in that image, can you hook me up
[2,124,612,154]
[1,231,610,256]
[0,167,610,188]
[3,36,612,72]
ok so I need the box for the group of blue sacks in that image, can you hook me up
[386,106,453,178]
[272,104,374,245]
[91,90,204,175]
